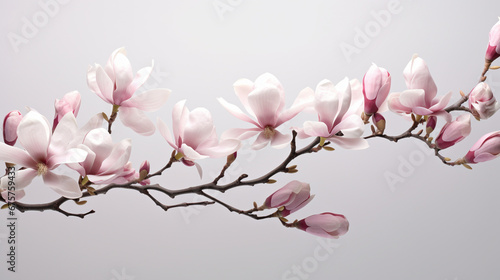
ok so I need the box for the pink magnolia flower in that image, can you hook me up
[435,114,471,150]
[299,78,368,150]
[0,111,88,198]
[67,128,135,185]
[3,110,22,146]
[468,82,500,120]
[296,212,349,239]
[53,91,81,131]
[261,180,314,217]
[463,131,500,163]
[87,47,171,136]
[486,17,500,62]
[158,100,241,166]
[388,55,452,122]
[218,73,313,150]
[363,63,391,116]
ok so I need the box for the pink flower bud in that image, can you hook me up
[435,114,471,150]
[486,17,500,62]
[372,113,385,134]
[362,64,391,115]
[139,160,150,174]
[464,131,500,163]
[426,116,437,135]
[263,180,314,217]
[468,82,500,120]
[296,212,349,239]
[53,91,81,131]
[3,110,22,146]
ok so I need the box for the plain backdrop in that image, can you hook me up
[1,1,500,279]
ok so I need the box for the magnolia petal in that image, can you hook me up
[388,92,411,114]
[194,162,203,179]
[432,110,452,123]
[0,143,37,168]
[172,100,189,145]
[122,88,171,111]
[43,171,82,198]
[119,106,156,136]
[346,79,364,117]
[327,136,369,150]
[197,139,241,158]
[86,65,102,97]
[332,77,352,126]
[303,121,331,138]
[332,114,365,137]
[47,148,88,169]
[314,79,339,129]
[247,85,282,127]
[0,169,37,191]
[182,108,215,149]
[17,111,51,162]
[251,132,271,150]
[276,87,315,127]
[99,138,132,175]
[1,189,25,202]
[233,78,257,118]
[220,127,261,141]
[49,112,78,156]
[157,118,177,149]
[112,52,134,104]
[180,143,208,160]
[95,66,114,104]
[126,64,153,96]
[399,89,426,109]
[270,130,292,149]
[217,97,260,127]
[429,91,453,112]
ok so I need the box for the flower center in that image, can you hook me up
[263,126,275,139]
[37,162,48,176]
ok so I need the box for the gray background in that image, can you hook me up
[1,0,500,279]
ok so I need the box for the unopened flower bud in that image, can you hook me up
[468,82,500,120]
[295,212,349,239]
[435,114,471,150]
[463,131,500,163]
[372,113,385,134]
[262,180,314,217]
[363,64,391,115]
[486,17,500,63]
[426,116,437,136]
[3,110,22,146]
[53,91,81,131]
[138,160,150,181]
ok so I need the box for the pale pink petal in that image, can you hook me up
[388,92,412,114]
[220,127,261,141]
[254,73,286,113]
[181,108,214,149]
[111,52,134,104]
[314,79,339,129]
[346,79,364,116]
[276,87,315,127]
[180,143,208,160]
[233,78,256,118]
[217,98,260,127]
[87,64,111,103]
[104,47,125,81]
[17,111,50,162]
[332,114,364,137]
[247,86,282,127]
[1,189,25,201]
[327,136,369,150]
[47,148,88,169]
[157,118,177,149]
[122,88,171,111]
[251,132,271,150]
[43,171,82,198]
[49,112,78,156]
[412,107,433,116]
[197,139,241,158]
[332,78,352,126]
[119,106,156,136]
[303,121,331,138]
[431,110,452,123]
[399,89,426,109]
[0,143,37,168]
[126,65,153,96]
[95,66,114,104]
[172,100,189,144]
[70,113,104,148]
[0,169,37,191]
[429,91,453,111]
[270,130,292,149]
[99,138,132,175]
[194,162,203,179]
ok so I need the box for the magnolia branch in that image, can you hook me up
[1,131,324,218]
